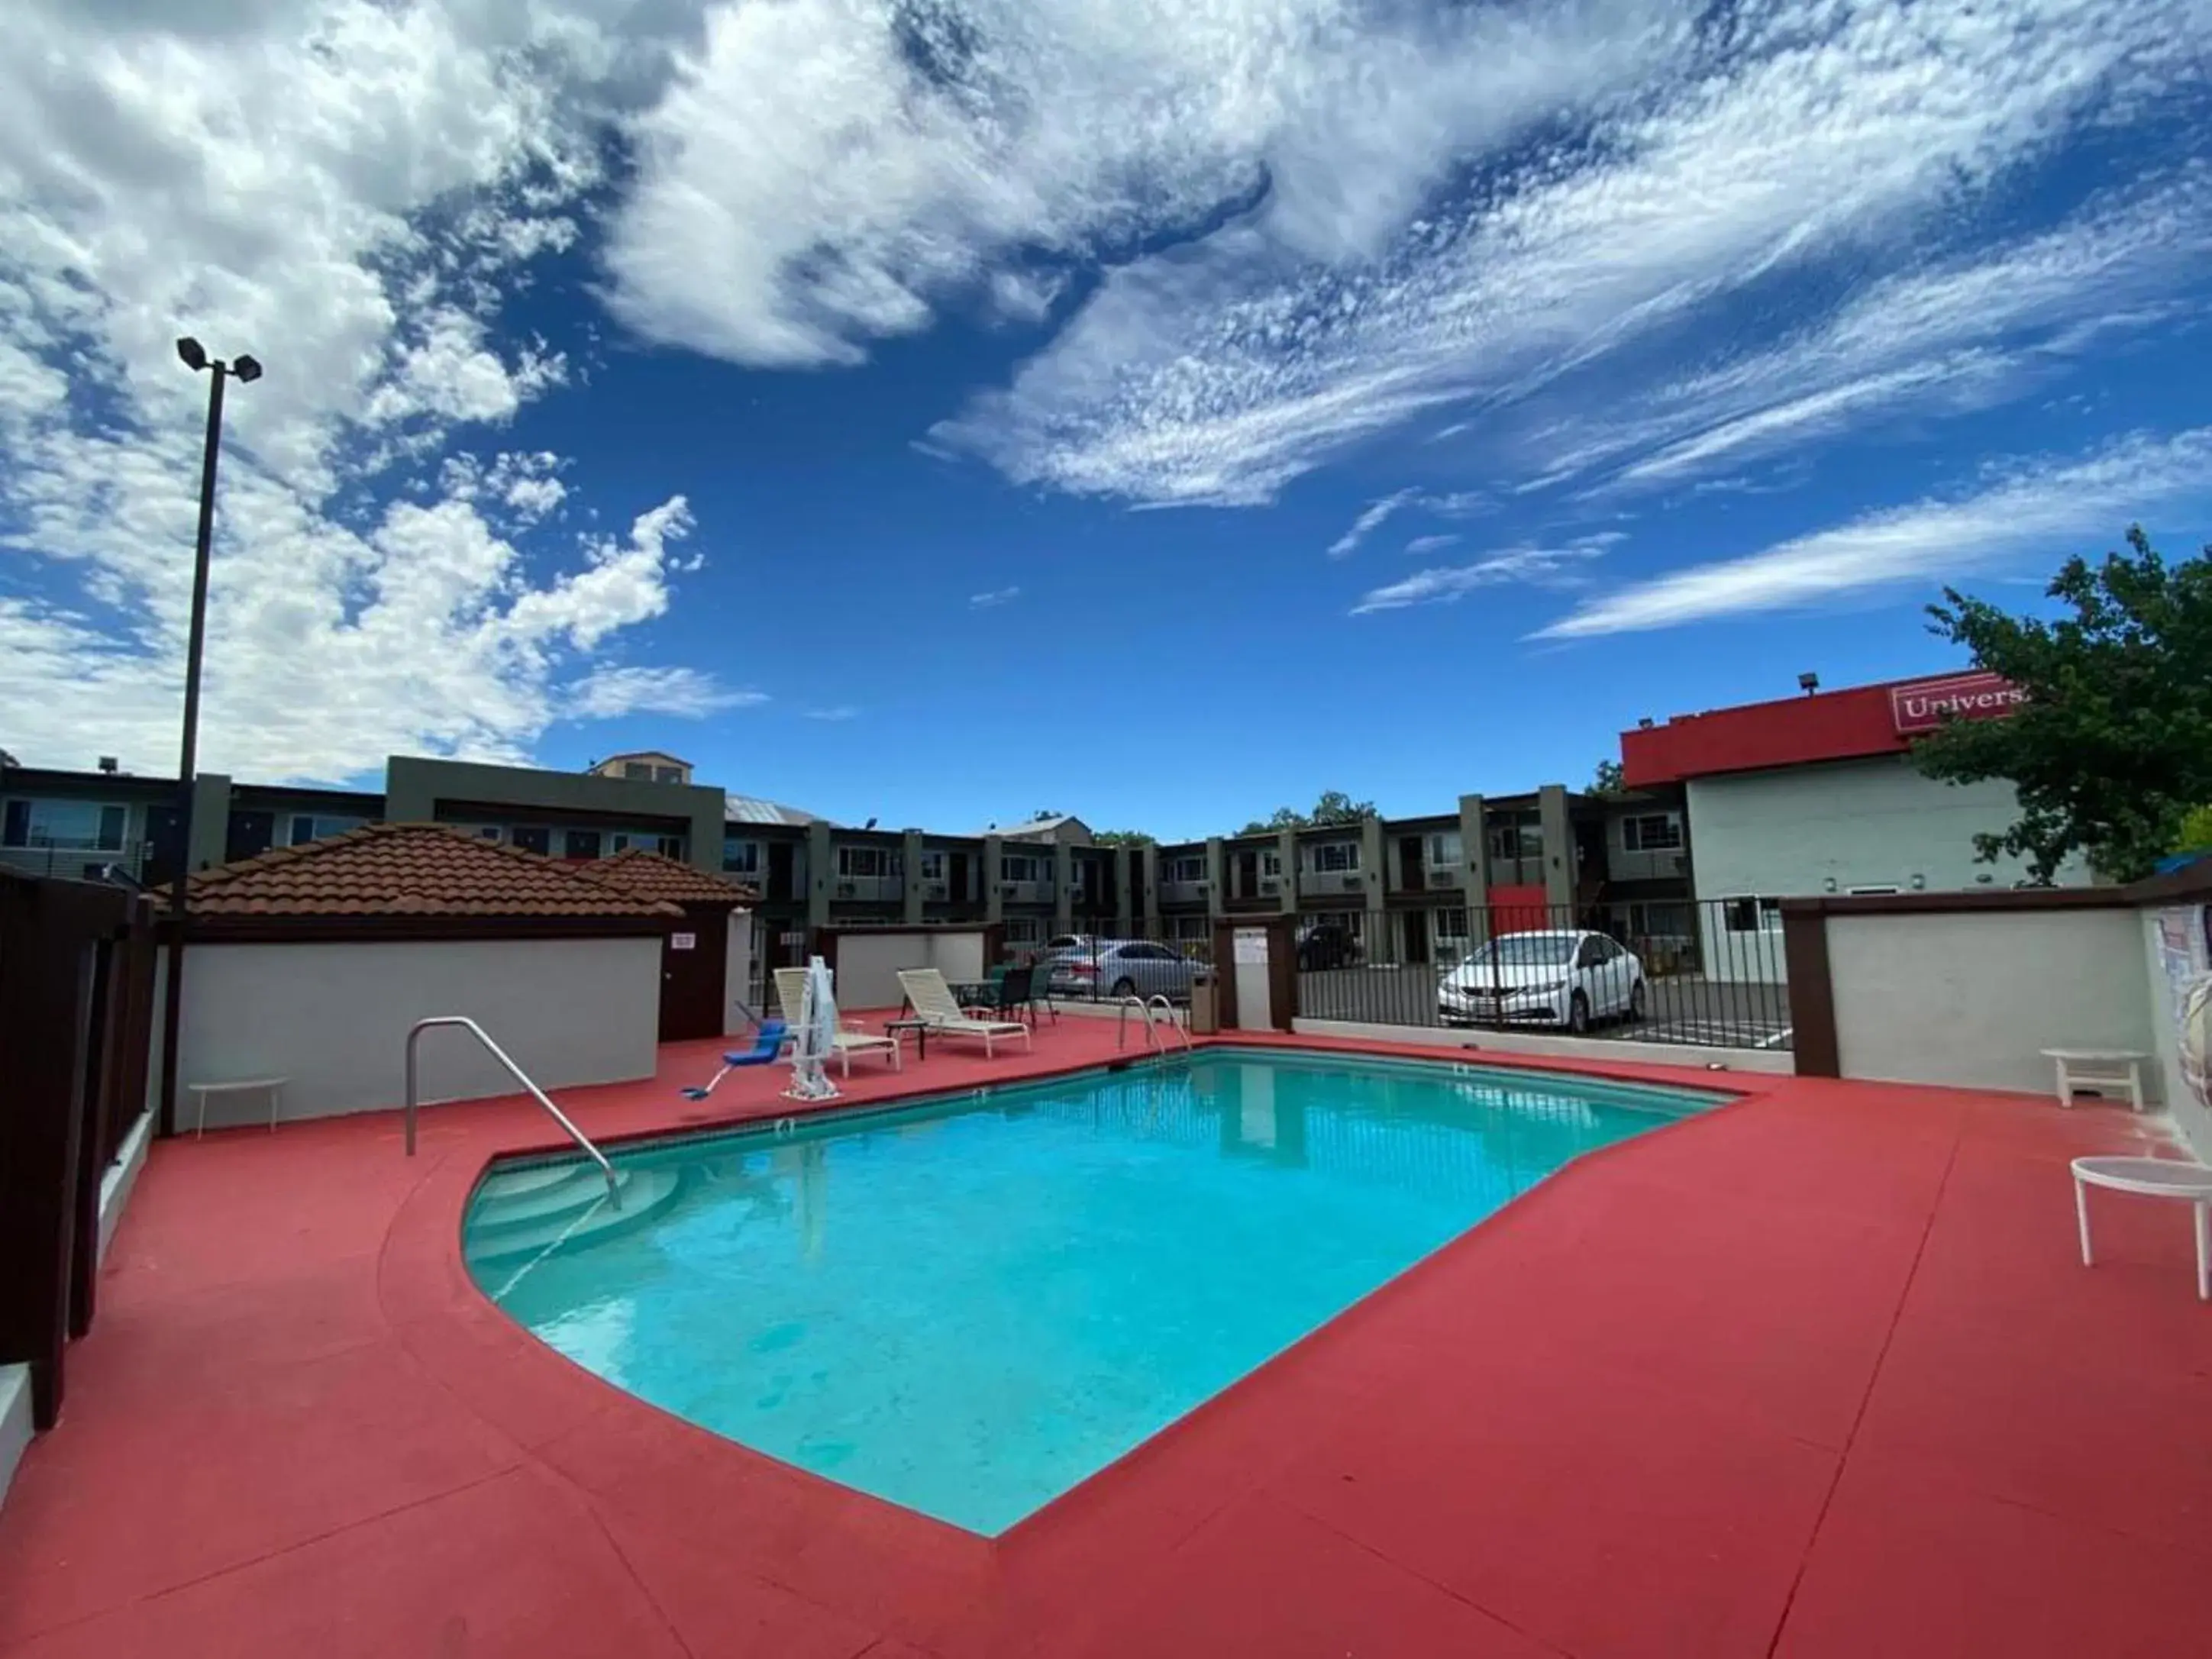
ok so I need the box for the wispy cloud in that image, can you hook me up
[926,0,2207,505]
[1352,545,1608,615]
[1533,428,2212,638]
[1526,175,2212,496]
[1404,533,1461,554]
[969,586,1022,608]
[1326,489,1417,557]
[802,705,860,721]
[567,667,766,720]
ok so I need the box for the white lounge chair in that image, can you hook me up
[773,967,901,1076]
[896,968,1034,1057]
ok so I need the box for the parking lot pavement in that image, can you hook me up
[1295,965,1792,1051]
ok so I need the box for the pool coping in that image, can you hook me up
[403,1032,1774,1561]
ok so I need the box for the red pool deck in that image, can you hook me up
[2,1020,2204,1659]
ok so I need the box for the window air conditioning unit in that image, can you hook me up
[835,880,857,899]
[1259,877,1280,896]
[999,881,1019,896]
[1428,869,1458,888]
[1340,873,1363,890]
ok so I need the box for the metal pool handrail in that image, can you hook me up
[1116,995,1160,1052]
[404,1016,619,1204]
[1146,994,1193,1051]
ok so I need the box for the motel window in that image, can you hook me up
[838,845,896,879]
[1620,813,1683,852]
[1627,902,1691,939]
[1000,853,1045,883]
[1003,916,1045,945]
[722,838,762,876]
[656,834,685,859]
[1722,896,1783,932]
[564,829,602,860]
[287,814,367,846]
[1487,822,1525,860]
[1309,841,1360,874]
[509,826,551,855]
[919,850,946,881]
[1434,908,1470,947]
[1261,848,1282,877]
[2,800,128,850]
[474,826,502,841]
[622,761,651,780]
[1426,830,1464,866]
[1164,854,1204,884]
[653,765,683,784]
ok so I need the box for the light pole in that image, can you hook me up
[156,337,261,1137]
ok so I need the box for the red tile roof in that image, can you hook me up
[585,848,758,906]
[174,823,682,921]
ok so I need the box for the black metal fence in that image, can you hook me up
[1290,902,1791,1051]
[999,920,1216,1005]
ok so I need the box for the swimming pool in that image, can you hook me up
[463,1049,1723,1534]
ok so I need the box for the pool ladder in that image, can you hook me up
[404,1015,620,1206]
[1116,994,1193,1055]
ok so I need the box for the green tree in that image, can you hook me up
[1092,828,1157,847]
[1913,525,2212,883]
[1235,790,1376,834]
[1590,758,1626,796]
[2174,805,2212,855]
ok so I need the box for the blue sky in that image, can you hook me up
[2,0,2208,841]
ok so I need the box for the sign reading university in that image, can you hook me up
[1889,671,2028,736]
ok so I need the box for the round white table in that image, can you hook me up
[2072,1157,2212,1301]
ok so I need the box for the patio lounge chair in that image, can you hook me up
[773,967,902,1076]
[896,967,1034,1057]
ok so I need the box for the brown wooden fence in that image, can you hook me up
[0,869,155,1428]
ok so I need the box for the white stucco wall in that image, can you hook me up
[1825,909,2155,1099]
[1687,757,2087,984]
[1689,756,2082,899]
[173,936,660,1127]
[833,930,989,1010]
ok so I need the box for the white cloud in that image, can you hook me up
[602,0,1665,373]
[969,585,1022,608]
[568,667,764,720]
[1533,428,2212,638]
[1326,489,1417,557]
[922,0,2210,505]
[1352,544,1607,615]
[1529,173,2212,494]
[1403,532,1460,554]
[0,0,730,783]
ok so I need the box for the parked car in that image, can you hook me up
[1046,939,1203,1002]
[1296,920,1361,970]
[1437,929,1645,1034]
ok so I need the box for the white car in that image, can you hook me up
[1437,929,1646,1033]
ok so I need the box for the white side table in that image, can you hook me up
[2041,1048,2149,1112]
[2072,1156,2212,1301]
[188,1077,288,1138]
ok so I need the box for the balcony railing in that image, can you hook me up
[1299,869,1367,896]
[1607,847,1688,882]
[997,878,1049,904]
[0,841,151,884]
[832,875,903,902]
[1158,879,1209,905]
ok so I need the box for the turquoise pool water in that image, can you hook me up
[463,1050,1720,1535]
